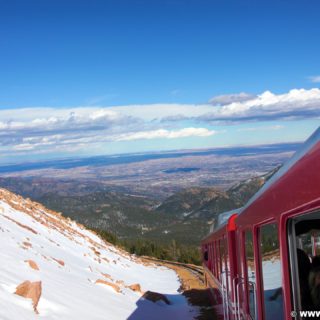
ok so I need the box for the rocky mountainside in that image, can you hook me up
[227,166,279,203]
[156,167,279,221]
[156,187,225,216]
[141,169,279,244]
[0,188,197,320]
[156,188,240,220]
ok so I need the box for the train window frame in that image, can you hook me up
[287,210,320,317]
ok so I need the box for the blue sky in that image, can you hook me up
[0,0,319,163]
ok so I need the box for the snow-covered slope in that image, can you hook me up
[0,188,198,320]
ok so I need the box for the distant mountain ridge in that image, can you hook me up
[156,166,279,222]
[156,188,238,219]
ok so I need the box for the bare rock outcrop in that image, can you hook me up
[25,260,39,271]
[128,283,142,293]
[15,280,42,313]
[95,279,121,293]
[52,258,65,266]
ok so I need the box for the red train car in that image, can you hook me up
[202,127,320,319]
[202,209,240,319]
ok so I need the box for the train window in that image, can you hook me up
[217,240,221,279]
[214,241,218,278]
[208,244,213,273]
[204,246,209,262]
[260,223,284,320]
[316,231,320,256]
[211,243,214,276]
[245,231,256,319]
[297,230,320,257]
[220,238,226,284]
[225,238,231,296]
[210,243,214,274]
[224,237,229,293]
[313,231,320,256]
[287,212,320,315]
[297,231,313,256]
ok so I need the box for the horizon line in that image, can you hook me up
[0,140,303,168]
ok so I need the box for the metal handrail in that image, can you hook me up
[236,277,245,320]
[248,280,257,320]
[224,269,230,320]
[220,271,228,320]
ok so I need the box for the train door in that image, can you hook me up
[214,241,218,278]
[244,230,257,320]
[287,210,320,318]
[217,240,221,281]
[210,242,215,274]
[220,213,238,319]
[226,231,236,318]
[258,223,285,320]
[220,236,229,319]
[234,230,247,319]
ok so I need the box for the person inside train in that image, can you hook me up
[309,266,320,310]
[297,248,312,310]
[312,255,320,269]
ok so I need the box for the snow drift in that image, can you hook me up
[0,188,198,320]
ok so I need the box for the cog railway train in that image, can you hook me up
[202,127,320,320]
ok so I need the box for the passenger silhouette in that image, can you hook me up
[297,248,312,310]
[312,256,320,269]
[309,266,320,310]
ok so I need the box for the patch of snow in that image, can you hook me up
[0,190,199,320]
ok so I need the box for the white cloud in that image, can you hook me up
[0,87,319,158]
[308,76,320,83]
[115,128,216,141]
[237,125,284,132]
[0,108,140,135]
[209,92,256,105]
[201,88,320,122]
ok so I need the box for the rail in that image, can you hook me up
[141,256,204,281]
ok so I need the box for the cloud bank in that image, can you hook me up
[0,88,319,158]
[202,88,320,122]
[115,128,216,141]
[209,92,256,106]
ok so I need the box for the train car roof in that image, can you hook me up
[216,208,241,228]
[237,126,320,227]
[202,208,240,243]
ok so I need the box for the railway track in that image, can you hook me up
[141,256,216,319]
[141,256,205,284]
